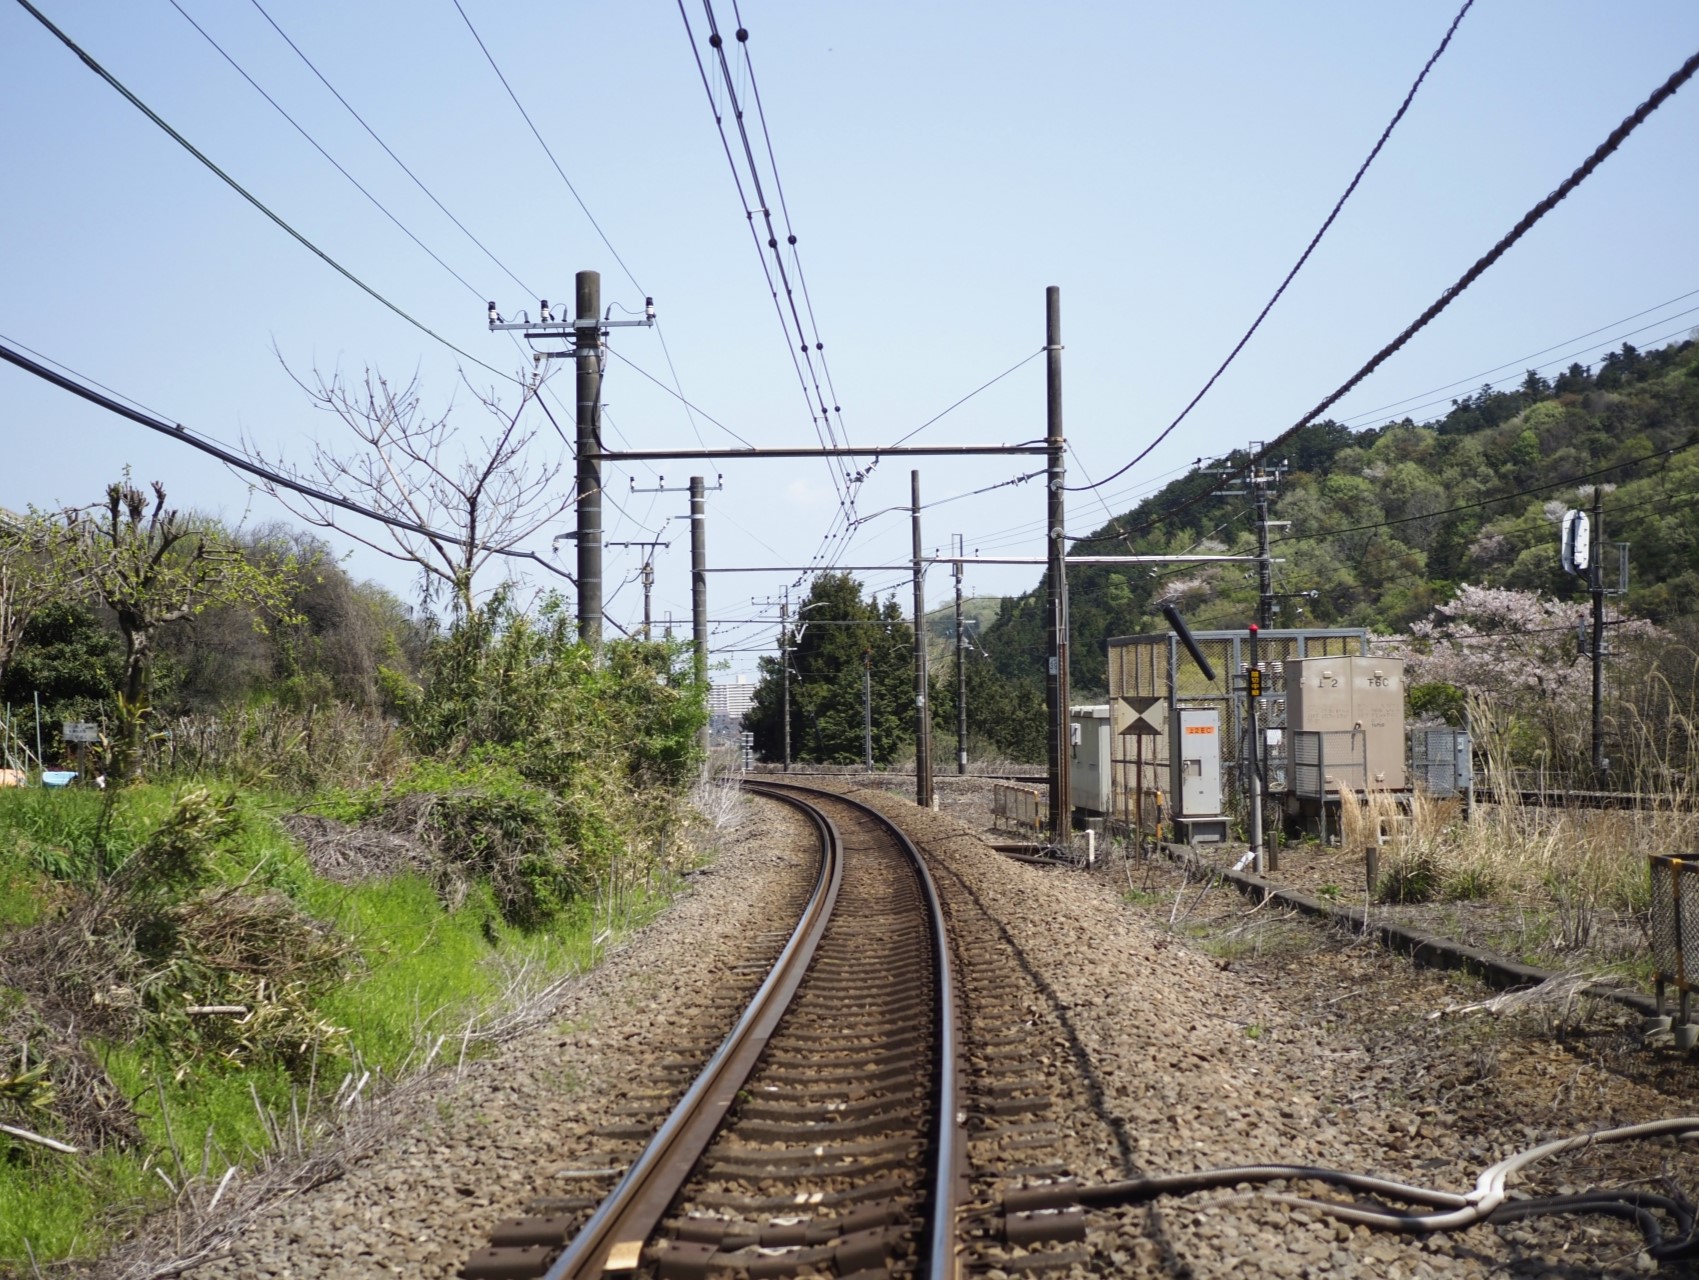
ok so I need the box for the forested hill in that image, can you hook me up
[979,338,1699,695]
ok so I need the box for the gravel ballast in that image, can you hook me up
[107,782,1699,1278]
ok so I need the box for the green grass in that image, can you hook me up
[0,783,682,1268]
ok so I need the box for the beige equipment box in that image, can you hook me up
[1285,655,1406,791]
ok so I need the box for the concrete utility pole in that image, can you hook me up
[1045,286,1071,839]
[575,271,602,650]
[954,534,968,774]
[607,538,669,640]
[1591,485,1606,777]
[1246,623,1266,874]
[1256,486,1275,630]
[912,470,934,809]
[863,650,873,770]
[782,594,792,772]
[690,476,709,761]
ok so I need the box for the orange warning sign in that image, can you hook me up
[1184,725,1215,735]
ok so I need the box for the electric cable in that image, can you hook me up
[1068,0,1475,494]
[676,0,857,562]
[1337,287,1699,424]
[245,0,534,298]
[12,0,518,386]
[450,0,644,297]
[0,335,572,583]
[1341,317,1699,429]
[1268,437,1699,548]
[602,347,756,448]
[168,0,487,303]
[1000,1117,1699,1259]
[889,349,1046,449]
[1082,45,1699,543]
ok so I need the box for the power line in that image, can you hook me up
[1270,438,1699,548]
[676,0,858,565]
[450,0,644,297]
[245,0,534,298]
[889,349,1045,448]
[168,0,486,302]
[0,335,572,581]
[1092,44,1699,543]
[1336,286,1699,424]
[1339,319,1699,429]
[1069,0,1475,494]
[13,0,517,385]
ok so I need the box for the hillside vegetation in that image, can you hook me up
[972,339,1699,704]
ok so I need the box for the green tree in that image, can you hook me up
[744,574,914,764]
[64,479,295,776]
[0,509,74,693]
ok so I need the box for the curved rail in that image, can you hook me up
[538,784,844,1279]
[750,779,965,1280]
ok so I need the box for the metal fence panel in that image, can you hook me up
[1650,855,1699,1002]
[992,782,1043,833]
[1411,726,1472,797]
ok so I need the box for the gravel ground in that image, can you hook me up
[118,793,817,1280]
[830,780,1699,1278]
[106,778,1699,1278]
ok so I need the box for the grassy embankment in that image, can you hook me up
[0,778,684,1267]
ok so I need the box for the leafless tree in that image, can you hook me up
[251,364,572,618]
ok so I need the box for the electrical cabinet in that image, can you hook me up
[1069,705,1112,814]
[1176,706,1222,816]
[1287,656,1406,790]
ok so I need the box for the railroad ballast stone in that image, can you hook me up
[124,781,1699,1279]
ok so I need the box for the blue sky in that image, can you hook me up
[3,1,1697,679]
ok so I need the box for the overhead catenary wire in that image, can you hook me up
[676,0,857,569]
[11,0,519,386]
[1085,45,1699,545]
[1069,0,1475,495]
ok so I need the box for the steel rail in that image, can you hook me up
[754,779,965,1280]
[540,784,843,1279]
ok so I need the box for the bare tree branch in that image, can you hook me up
[249,361,572,617]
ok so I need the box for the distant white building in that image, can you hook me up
[708,675,758,742]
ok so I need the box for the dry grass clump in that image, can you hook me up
[0,789,353,1152]
[141,703,407,792]
[281,813,434,885]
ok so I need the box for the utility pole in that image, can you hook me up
[1256,483,1275,630]
[690,476,709,762]
[575,271,603,650]
[487,275,653,652]
[953,533,967,774]
[607,538,670,639]
[1045,286,1071,839]
[782,594,792,772]
[912,470,934,809]
[1591,485,1606,777]
[863,650,873,770]
[1246,623,1266,874]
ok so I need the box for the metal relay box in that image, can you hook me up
[1287,656,1406,790]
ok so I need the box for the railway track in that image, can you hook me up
[461,780,966,1279]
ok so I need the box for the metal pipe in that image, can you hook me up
[599,443,1049,460]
